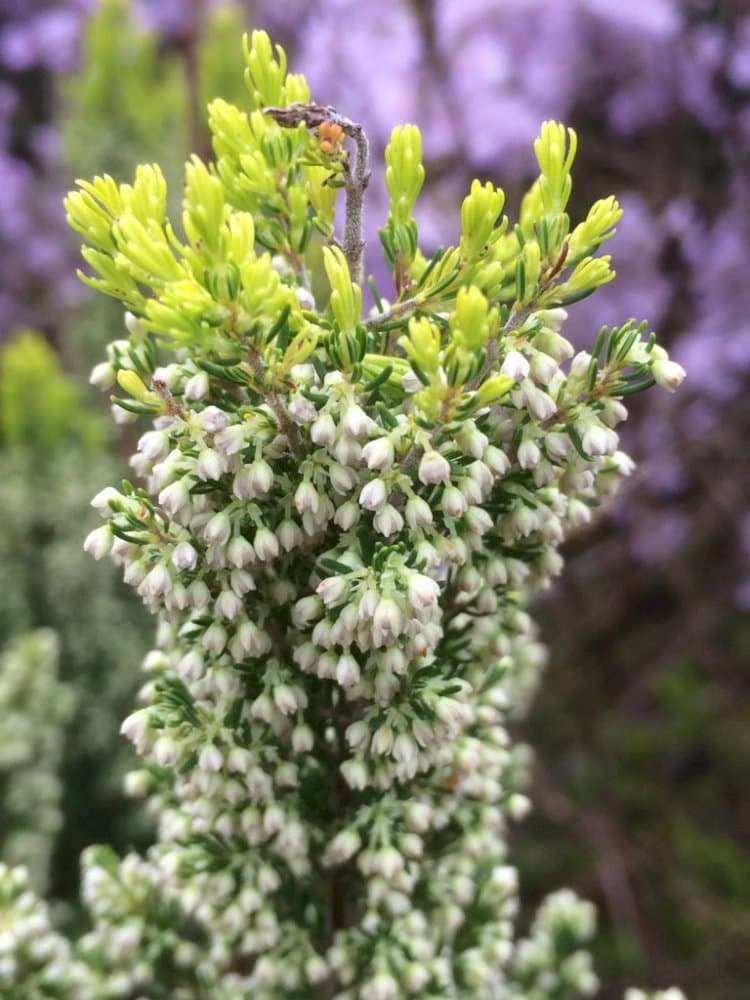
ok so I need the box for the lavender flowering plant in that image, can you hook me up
[0,29,686,998]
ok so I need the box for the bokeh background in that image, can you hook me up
[0,1,748,996]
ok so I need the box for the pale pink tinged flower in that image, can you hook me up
[187,579,210,609]
[518,440,541,469]
[202,622,228,654]
[138,430,169,461]
[171,541,197,572]
[153,735,179,766]
[523,380,558,422]
[373,597,403,636]
[362,437,395,471]
[500,349,530,381]
[199,405,229,433]
[329,462,359,494]
[232,466,255,499]
[144,563,172,597]
[197,448,226,481]
[334,500,360,530]
[581,423,615,456]
[199,745,223,772]
[177,650,204,682]
[248,459,274,494]
[292,724,314,753]
[288,395,317,424]
[215,589,243,620]
[333,435,363,465]
[484,445,510,477]
[342,402,373,438]
[253,526,279,561]
[204,511,231,546]
[340,758,368,790]
[466,506,493,535]
[612,450,636,476]
[273,684,298,715]
[227,535,255,568]
[393,733,418,766]
[83,525,113,560]
[292,595,323,627]
[310,412,337,447]
[277,518,304,551]
[404,495,433,528]
[346,720,369,749]
[407,573,440,610]
[158,479,190,516]
[373,504,403,537]
[359,478,387,511]
[335,653,360,688]
[316,575,349,606]
[294,480,320,514]
[213,424,246,455]
[441,486,468,519]
[418,449,451,485]
[325,829,361,865]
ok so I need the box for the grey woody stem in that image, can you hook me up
[264,102,371,286]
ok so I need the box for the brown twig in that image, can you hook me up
[264,102,371,285]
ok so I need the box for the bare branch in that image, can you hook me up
[264,102,371,286]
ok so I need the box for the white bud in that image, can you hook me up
[325,829,361,865]
[204,511,231,546]
[652,357,686,392]
[407,573,440,610]
[273,684,299,715]
[83,525,113,560]
[404,494,433,528]
[90,361,115,390]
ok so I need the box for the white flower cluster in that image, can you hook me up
[37,46,687,995]
[50,301,682,996]
[0,631,73,893]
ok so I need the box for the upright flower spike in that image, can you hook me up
[0,27,685,999]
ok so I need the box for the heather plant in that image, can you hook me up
[4,28,684,998]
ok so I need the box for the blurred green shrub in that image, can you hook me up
[0,331,151,898]
[0,630,73,893]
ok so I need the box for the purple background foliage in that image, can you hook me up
[1,1,749,995]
